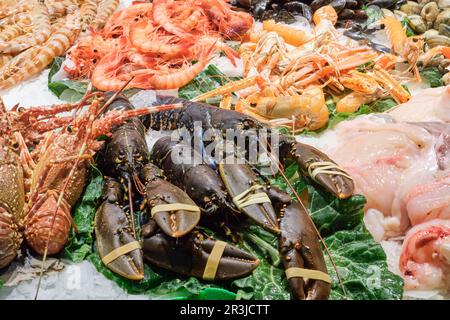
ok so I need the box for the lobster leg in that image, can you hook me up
[279,136,354,199]
[268,186,331,300]
[142,223,260,281]
[94,177,144,280]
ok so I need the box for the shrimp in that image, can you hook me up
[132,46,213,90]
[179,8,203,31]
[92,0,119,30]
[102,2,152,37]
[129,20,188,56]
[0,13,80,89]
[381,16,424,81]
[262,20,313,47]
[0,54,12,68]
[419,46,450,66]
[90,49,130,91]
[0,1,52,55]
[152,0,192,38]
[80,0,98,31]
[0,1,33,19]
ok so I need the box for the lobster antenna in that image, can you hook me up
[127,178,137,238]
[35,81,132,299]
[259,139,348,298]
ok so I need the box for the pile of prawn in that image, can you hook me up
[0,0,121,90]
[192,5,450,133]
[65,0,253,91]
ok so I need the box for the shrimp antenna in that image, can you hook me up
[34,80,131,300]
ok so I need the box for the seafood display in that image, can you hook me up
[299,86,450,293]
[0,0,123,90]
[65,0,253,91]
[91,93,355,299]
[0,0,449,302]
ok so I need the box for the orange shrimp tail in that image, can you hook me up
[442,47,450,59]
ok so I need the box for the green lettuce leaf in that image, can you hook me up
[325,223,404,300]
[420,67,444,88]
[178,64,239,104]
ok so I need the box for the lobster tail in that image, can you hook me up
[24,195,72,255]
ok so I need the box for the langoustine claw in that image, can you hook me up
[269,186,331,300]
[94,177,144,280]
[141,163,200,238]
[142,220,260,281]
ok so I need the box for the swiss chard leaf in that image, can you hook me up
[420,67,444,88]
[325,223,404,300]
[178,64,239,103]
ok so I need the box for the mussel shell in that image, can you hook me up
[423,28,439,39]
[434,9,450,30]
[426,34,450,47]
[439,23,450,37]
[400,1,423,15]
[344,0,359,9]
[408,14,427,34]
[394,9,408,20]
[421,2,440,28]
[282,1,313,21]
[252,0,271,17]
[339,8,355,20]
[330,0,346,13]
[438,0,450,9]
[381,8,396,18]
[310,0,333,12]
[366,0,400,9]
[354,9,368,20]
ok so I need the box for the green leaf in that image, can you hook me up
[402,17,416,37]
[48,56,64,83]
[179,64,239,101]
[325,223,404,300]
[48,80,88,102]
[64,167,103,262]
[420,67,444,88]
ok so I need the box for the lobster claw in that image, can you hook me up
[283,140,354,199]
[94,178,144,280]
[219,163,280,233]
[141,164,200,238]
[273,192,331,300]
[142,223,260,281]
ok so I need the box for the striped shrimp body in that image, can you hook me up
[0,54,12,67]
[92,0,119,30]
[80,0,98,31]
[0,13,81,90]
[0,1,52,55]
[0,2,33,20]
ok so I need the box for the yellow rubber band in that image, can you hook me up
[232,185,271,210]
[101,241,141,265]
[308,161,353,181]
[202,240,227,281]
[151,203,200,218]
[285,267,332,283]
